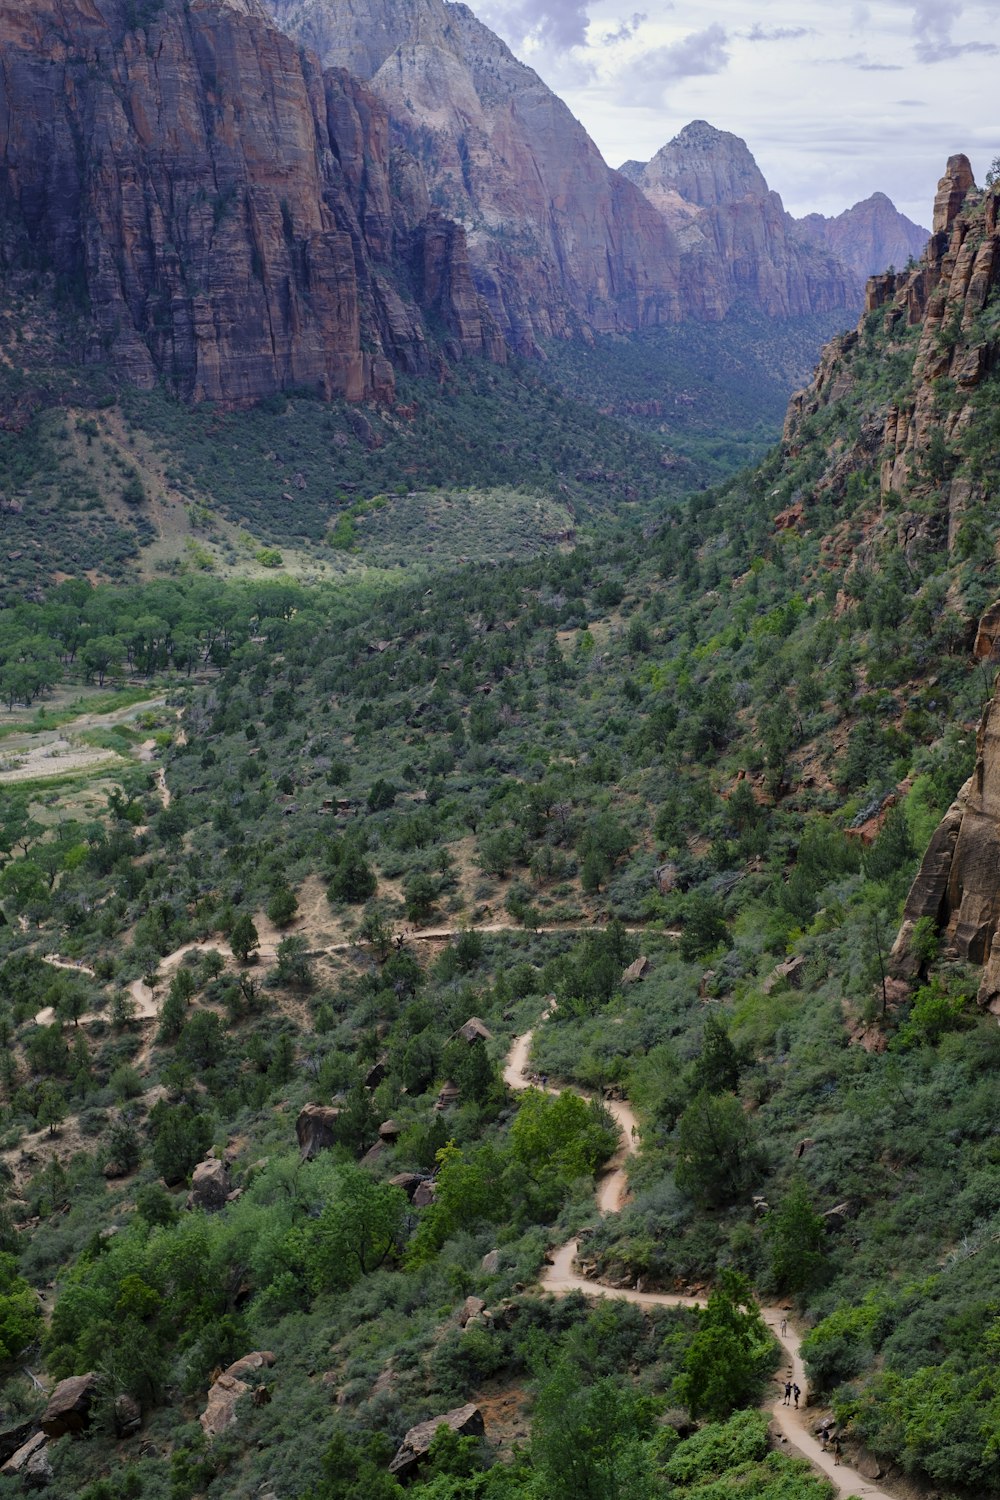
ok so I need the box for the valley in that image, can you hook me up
[0,0,999,1497]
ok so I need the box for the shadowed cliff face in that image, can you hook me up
[0,0,504,404]
[263,0,688,347]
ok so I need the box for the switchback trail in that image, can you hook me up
[504,1017,894,1500]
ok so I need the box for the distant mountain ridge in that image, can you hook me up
[798,192,930,281]
[620,121,928,315]
[262,0,862,329]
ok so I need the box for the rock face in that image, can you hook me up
[893,658,1000,1007]
[620,121,858,318]
[798,193,929,283]
[263,0,685,350]
[39,1372,99,1439]
[785,156,997,550]
[388,1401,484,1478]
[188,1157,231,1211]
[296,1104,342,1158]
[200,1351,275,1439]
[0,0,503,405]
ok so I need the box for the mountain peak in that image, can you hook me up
[639,120,771,208]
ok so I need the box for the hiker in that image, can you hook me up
[783,1381,792,1405]
[780,1317,787,1337]
[833,1435,842,1466]
[630,1124,637,1140]
[792,1383,800,1408]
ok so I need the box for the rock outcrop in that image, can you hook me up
[388,1402,484,1478]
[200,1351,275,1438]
[784,156,997,550]
[0,0,503,405]
[295,1104,342,1158]
[621,121,858,318]
[893,651,1000,1008]
[39,1372,99,1438]
[188,1158,231,1211]
[263,0,685,350]
[798,193,929,283]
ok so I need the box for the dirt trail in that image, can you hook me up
[504,1019,893,1500]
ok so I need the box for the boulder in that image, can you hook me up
[378,1119,401,1142]
[821,1202,854,1231]
[114,1393,142,1439]
[0,1419,37,1466]
[458,1296,486,1327]
[653,862,677,894]
[454,1017,493,1044]
[621,956,650,985]
[761,955,807,994]
[295,1104,342,1159]
[793,1137,816,1159]
[434,1081,460,1112]
[0,1431,47,1478]
[389,1172,425,1200]
[188,1158,231,1212]
[364,1060,387,1089]
[200,1352,275,1439]
[24,1445,52,1491]
[412,1180,437,1208]
[40,1372,99,1438]
[360,1141,387,1167]
[481,1249,501,1275]
[389,1403,485,1479]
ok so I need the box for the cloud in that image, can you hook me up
[898,0,998,61]
[740,24,811,43]
[818,51,903,69]
[616,23,730,107]
[478,0,592,53]
[602,12,646,45]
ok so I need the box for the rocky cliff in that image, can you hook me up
[262,0,686,347]
[0,0,504,404]
[779,156,1000,1003]
[620,121,858,319]
[798,192,929,283]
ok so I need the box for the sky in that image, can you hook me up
[471,0,1000,224]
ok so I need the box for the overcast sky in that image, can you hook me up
[471,0,999,224]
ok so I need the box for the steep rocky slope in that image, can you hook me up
[263,0,688,344]
[0,0,504,404]
[798,192,929,282]
[620,121,858,319]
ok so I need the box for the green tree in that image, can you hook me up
[674,1090,759,1206]
[0,1253,41,1363]
[674,1270,776,1419]
[690,1011,741,1095]
[230,913,260,963]
[765,1178,828,1296]
[530,1357,660,1500]
[679,890,730,961]
[307,1165,407,1287]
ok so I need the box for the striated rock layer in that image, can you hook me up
[0,0,504,404]
[264,0,687,348]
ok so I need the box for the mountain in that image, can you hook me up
[261,0,689,343]
[0,0,506,406]
[263,2,857,331]
[621,121,866,317]
[798,191,930,281]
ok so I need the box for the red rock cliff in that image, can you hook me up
[0,0,503,403]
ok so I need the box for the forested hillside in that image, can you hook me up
[0,161,997,1500]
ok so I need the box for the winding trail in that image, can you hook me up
[504,1017,894,1500]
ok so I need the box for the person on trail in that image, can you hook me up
[783,1381,792,1405]
[833,1435,842,1465]
[630,1124,637,1140]
[792,1383,800,1408]
[780,1317,787,1337]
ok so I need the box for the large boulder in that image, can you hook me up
[295,1105,342,1159]
[188,1158,231,1212]
[388,1403,485,1479]
[454,1017,493,1044]
[40,1372,99,1438]
[0,1431,46,1478]
[200,1352,275,1440]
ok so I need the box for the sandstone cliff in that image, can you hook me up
[0,0,503,404]
[798,192,929,284]
[620,121,858,319]
[784,155,998,550]
[263,0,687,348]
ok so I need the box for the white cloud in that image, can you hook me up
[615,23,730,107]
